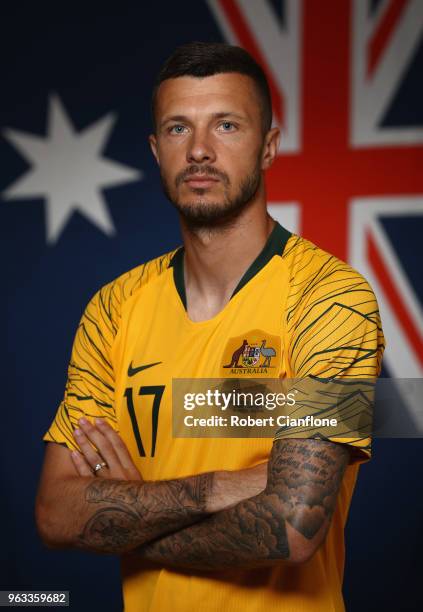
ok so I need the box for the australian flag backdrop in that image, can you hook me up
[1,1,422,610]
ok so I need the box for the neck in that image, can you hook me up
[179,198,275,322]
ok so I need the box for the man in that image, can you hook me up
[35,42,385,611]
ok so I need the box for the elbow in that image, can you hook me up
[34,496,69,550]
[34,500,56,548]
[268,542,316,566]
[287,543,317,565]
[284,525,327,566]
[267,511,325,566]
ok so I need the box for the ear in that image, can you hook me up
[149,133,160,165]
[261,127,280,170]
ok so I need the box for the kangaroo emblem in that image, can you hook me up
[223,339,248,368]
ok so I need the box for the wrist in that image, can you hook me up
[188,471,215,514]
[205,463,268,514]
[205,470,231,513]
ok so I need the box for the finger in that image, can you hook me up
[73,427,104,468]
[94,418,137,471]
[76,418,120,470]
[70,449,93,477]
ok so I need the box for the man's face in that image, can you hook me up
[149,73,278,227]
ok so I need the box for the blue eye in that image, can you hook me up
[218,121,236,132]
[169,125,186,134]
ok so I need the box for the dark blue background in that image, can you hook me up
[1,3,422,611]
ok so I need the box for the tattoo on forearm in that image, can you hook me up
[85,481,139,506]
[77,472,213,553]
[79,506,140,552]
[266,439,348,539]
[137,439,349,569]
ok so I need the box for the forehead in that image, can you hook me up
[155,73,261,122]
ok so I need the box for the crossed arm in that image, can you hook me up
[135,437,350,569]
[35,418,350,567]
[35,419,267,555]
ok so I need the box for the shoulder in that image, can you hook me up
[282,233,366,284]
[281,233,378,313]
[78,247,179,338]
[281,234,385,376]
[99,247,178,303]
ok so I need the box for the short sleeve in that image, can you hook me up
[43,282,120,451]
[276,255,386,465]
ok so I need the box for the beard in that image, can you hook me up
[160,157,262,229]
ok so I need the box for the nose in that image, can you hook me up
[186,128,216,164]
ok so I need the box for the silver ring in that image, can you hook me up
[94,462,108,474]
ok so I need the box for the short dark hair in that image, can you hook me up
[151,41,273,135]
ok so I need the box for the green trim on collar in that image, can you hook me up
[231,222,291,299]
[169,221,292,311]
[169,245,187,308]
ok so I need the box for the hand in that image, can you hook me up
[70,417,142,481]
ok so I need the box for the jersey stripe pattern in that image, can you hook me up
[43,250,177,450]
[278,235,385,461]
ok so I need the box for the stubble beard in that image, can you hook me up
[160,158,263,230]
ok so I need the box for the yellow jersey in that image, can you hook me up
[43,221,385,612]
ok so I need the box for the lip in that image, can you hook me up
[184,176,219,187]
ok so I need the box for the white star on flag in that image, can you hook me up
[2,94,143,243]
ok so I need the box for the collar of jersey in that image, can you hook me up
[169,221,292,311]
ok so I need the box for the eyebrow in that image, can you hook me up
[159,111,247,129]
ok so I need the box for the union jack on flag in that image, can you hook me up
[208,0,423,420]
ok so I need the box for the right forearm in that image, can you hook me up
[36,462,267,555]
[37,472,212,554]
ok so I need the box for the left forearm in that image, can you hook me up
[136,490,289,570]
[136,439,349,570]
